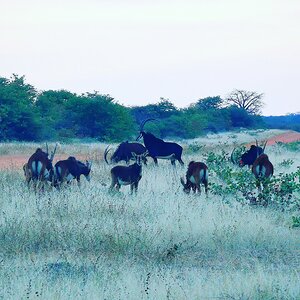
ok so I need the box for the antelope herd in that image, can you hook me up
[22,119,274,195]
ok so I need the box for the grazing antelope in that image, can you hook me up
[104,141,148,165]
[231,140,267,168]
[25,144,57,190]
[109,151,148,194]
[252,154,274,192]
[136,119,184,166]
[54,156,92,187]
[180,161,208,194]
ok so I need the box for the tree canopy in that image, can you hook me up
[1,74,296,142]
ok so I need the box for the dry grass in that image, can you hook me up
[0,130,299,299]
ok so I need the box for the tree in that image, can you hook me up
[225,89,264,115]
[0,74,40,140]
[131,98,178,124]
[66,92,135,141]
[192,96,223,111]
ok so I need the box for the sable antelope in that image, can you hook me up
[109,151,148,194]
[136,119,184,166]
[104,141,148,165]
[180,161,208,194]
[25,144,57,189]
[54,156,92,187]
[231,140,267,168]
[252,154,274,192]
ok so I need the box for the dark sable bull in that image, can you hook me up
[25,143,57,190]
[136,119,184,166]
[104,141,147,165]
[231,140,267,168]
[54,156,92,187]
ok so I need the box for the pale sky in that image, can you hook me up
[1,0,300,115]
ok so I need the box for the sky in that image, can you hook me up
[1,0,299,116]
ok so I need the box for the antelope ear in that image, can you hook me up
[86,160,92,169]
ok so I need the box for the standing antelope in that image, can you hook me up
[180,161,208,195]
[54,156,92,187]
[136,119,184,166]
[252,154,274,192]
[25,144,57,190]
[109,152,148,194]
[104,141,148,165]
[231,140,267,168]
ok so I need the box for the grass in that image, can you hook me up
[0,130,299,299]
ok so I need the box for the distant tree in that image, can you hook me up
[35,90,77,139]
[228,106,254,127]
[66,92,135,141]
[225,89,264,115]
[192,96,223,111]
[131,98,178,124]
[0,74,40,140]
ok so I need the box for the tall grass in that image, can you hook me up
[0,130,299,299]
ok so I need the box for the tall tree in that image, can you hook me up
[225,89,264,115]
[0,74,40,140]
[192,96,223,111]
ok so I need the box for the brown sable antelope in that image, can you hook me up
[109,151,148,194]
[251,154,274,192]
[54,156,92,187]
[25,143,57,190]
[180,161,208,195]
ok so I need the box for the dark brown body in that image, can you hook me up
[104,142,148,165]
[25,148,55,192]
[252,154,274,192]
[181,161,208,194]
[54,156,92,187]
[109,152,147,194]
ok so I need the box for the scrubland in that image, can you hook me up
[0,130,299,299]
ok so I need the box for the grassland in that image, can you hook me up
[0,130,299,299]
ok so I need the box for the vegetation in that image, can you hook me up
[0,132,299,299]
[2,74,298,143]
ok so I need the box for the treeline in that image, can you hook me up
[0,74,298,142]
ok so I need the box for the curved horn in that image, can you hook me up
[139,118,156,131]
[50,143,58,161]
[104,146,112,165]
[230,148,238,164]
[262,140,268,152]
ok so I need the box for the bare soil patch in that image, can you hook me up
[0,154,87,171]
[0,131,299,171]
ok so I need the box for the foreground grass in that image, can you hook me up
[0,132,299,299]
